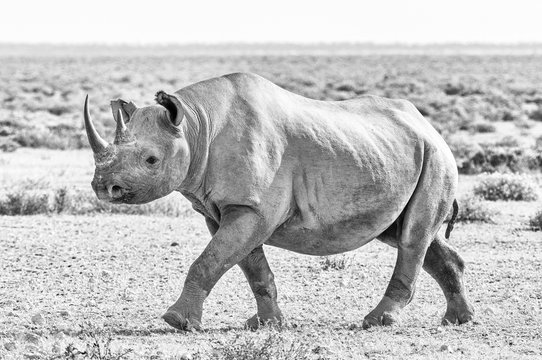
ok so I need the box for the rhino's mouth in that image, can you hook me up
[110,191,136,204]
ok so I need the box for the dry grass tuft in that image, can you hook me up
[529,209,542,231]
[198,331,312,360]
[457,195,499,223]
[0,181,188,217]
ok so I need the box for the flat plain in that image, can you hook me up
[0,45,541,359]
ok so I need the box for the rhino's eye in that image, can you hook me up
[146,156,159,165]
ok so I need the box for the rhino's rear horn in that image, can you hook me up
[113,109,136,145]
[155,90,185,126]
[84,95,109,154]
[114,109,128,144]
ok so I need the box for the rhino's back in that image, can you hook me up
[184,73,454,254]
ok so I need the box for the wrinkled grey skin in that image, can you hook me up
[84,72,474,331]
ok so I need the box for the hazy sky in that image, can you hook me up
[1,0,541,44]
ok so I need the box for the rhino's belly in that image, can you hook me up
[266,211,393,256]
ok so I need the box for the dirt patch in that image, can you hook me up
[0,211,541,359]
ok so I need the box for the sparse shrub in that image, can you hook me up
[479,145,523,173]
[473,173,538,201]
[63,323,132,360]
[456,195,498,223]
[527,107,542,121]
[11,127,70,149]
[320,255,349,270]
[203,332,311,360]
[54,187,69,213]
[46,104,72,116]
[515,118,534,129]
[443,82,463,96]
[448,137,485,174]
[529,209,542,230]
[0,190,52,215]
[453,142,539,174]
[334,80,358,93]
[0,184,188,216]
[0,137,20,152]
[470,120,496,133]
[502,110,521,121]
[443,81,484,96]
[494,136,520,148]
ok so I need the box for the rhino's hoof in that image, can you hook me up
[441,306,475,326]
[362,311,399,329]
[244,314,283,331]
[162,311,202,332]
[441,295,475,326]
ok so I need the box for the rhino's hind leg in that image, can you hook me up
[363,157,455,329]
[423,234,474,325]
[238,245,283,330]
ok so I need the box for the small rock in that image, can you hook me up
[87,300,97,307]
[440,344,453,352]
[483,306,497,315]
[436,326,444,333]
[31,313,45,326]
[170,242,179,246]
[24,333,41,345]
[4,341,16,351]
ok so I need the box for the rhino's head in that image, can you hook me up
[84,91,190,204]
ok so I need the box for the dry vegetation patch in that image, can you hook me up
[2,54,542,177]
[473,173,539,201]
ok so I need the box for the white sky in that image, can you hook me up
[1,0,541,44]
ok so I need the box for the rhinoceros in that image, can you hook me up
[84,72,474,330]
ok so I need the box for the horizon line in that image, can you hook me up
[2,41,542,47]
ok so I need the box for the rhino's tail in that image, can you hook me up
[445,199,459,239]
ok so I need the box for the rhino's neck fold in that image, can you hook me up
[178,96,211,196]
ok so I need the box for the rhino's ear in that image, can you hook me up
[155,91,185,126]
[110,99,137,124]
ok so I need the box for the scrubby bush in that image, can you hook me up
[495,136,520,148]
[0,190,52,215]
[11,126,87,150]
[0,186,188,216]
[473,173,538,201]
[0,137,20,152]
[469,120,496,133]
[529,209,542,230]
[456,195,498,223]
[527,107,542,121]
[320,255,349,270]
[451,141,539,174]
[448,137,485,174]
[203,332,311,360]
[515,118,535,129]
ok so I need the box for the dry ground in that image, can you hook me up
[1,150,541,359]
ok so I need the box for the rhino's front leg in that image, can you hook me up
[162,205,271,331]
[203,218,282,330]
[238,245,283,329]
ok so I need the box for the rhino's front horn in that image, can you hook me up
[84,95,109,154]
